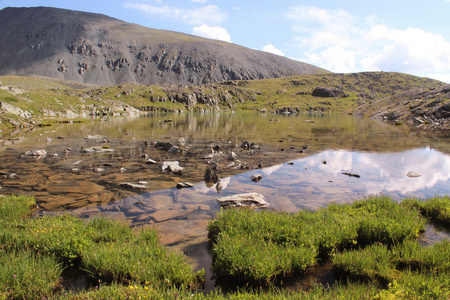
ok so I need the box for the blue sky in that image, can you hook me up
[1,0,450,82]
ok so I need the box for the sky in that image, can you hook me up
[1,0,450,82]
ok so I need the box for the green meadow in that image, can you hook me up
[0,194,449,299]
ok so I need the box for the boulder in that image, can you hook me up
[162,161,184,174]
[217,193,269,208]
[312,87,347,98]
[204,167,218,183]
[24,149,47,158]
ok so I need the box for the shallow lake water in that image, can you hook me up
[1,112,450,289]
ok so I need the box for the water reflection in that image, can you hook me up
[193,147,450,208]
[72,147,450,250]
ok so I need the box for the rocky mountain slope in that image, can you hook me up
[0,7,327,86]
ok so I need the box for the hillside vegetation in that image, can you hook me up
[0,72,449,135]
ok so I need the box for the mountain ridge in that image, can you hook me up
[0,6,327,86]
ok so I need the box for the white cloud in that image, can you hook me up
[361,25,450,75]
[192,0,208,3]
[306,45,356,73]
[193,24,231,42]
[124,3,226,25]
[287,5,450,79]
[262,44,285,56]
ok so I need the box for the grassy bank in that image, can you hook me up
[1,72,448,134]
[0,194,449,299]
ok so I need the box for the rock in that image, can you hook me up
[154,141,173,150]
[202,152,222,160]
[1,102,32,118]
[407,171,421,178]
[94,167,104,173]
[80,146,114,153]
[177,182,194,189]
[342,172,361,178]
[177,138,186,146]
[119,182,147,190]
[120,167,126,173]
[146,159,157,164]
[162,161,184,174]
[84,134,106,140]
[168,145,182,154]
[24,149,47,158]
[228,151,237,161]
[312,86,347,98]
[215,180,223,193]
[250,174,263,182]
[217,193,269,208]
[204,167,219,183]
[241,141,251,150]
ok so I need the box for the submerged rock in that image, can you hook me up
[24,149,47,158]
[342,172,361,178]
[81,146,114,153]
[168,145,183,154]
[250,174,263,182]
[217,193,269,208]
[119,182,147,190]
[154,142,173,151]
[84,134,107,140]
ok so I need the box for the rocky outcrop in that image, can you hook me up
[357,84,450,129]
[0,101,32,119]
[312,86,348,98]
[0,7,327,86]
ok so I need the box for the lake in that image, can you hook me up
[1,112,449,284]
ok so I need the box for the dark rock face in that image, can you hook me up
[312,86,347,98]
[0,7,327,86]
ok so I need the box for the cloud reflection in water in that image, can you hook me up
[199,147,450,210]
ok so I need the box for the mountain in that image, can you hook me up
[0,7,327,86]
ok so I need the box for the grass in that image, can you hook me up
[0,195,203,299]
[208,195,426,286]
[402,196,450,226]
[0,195,449,299]
[0,249,63,299]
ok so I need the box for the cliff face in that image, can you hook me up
[0,7,327,86]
